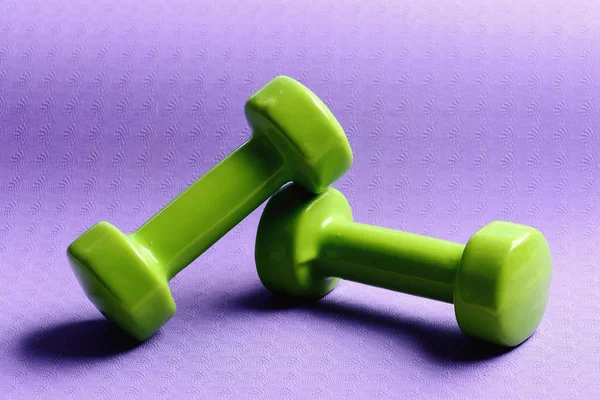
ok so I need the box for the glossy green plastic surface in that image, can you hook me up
[67,76,353,340]
[255,184,552,347]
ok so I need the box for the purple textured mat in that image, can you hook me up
[1,0,599,398]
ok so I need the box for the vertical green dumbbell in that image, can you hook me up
[67,76,353,340]
[255,184,552,347]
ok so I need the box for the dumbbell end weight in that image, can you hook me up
[67,222,175,341]
[455,221,552,347]
[244,75,353,193]
[256,184,552,347]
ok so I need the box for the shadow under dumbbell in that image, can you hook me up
[229,286,515,364]
[20,319,153,362]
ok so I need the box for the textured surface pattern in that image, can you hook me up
[1,0,599,398]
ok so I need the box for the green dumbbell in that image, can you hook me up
[67,76,353,341]
[255,184,552,347]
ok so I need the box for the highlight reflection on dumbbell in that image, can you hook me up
[255,184,552,347]
[67,76,353,341]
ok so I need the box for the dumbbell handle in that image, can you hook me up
[132,135,287,280]
[318,221,465,303]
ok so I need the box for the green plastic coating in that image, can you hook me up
[319,221,463,303]
[67,76,354,341]
[133,135,287,280]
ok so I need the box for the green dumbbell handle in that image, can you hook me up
[133,135,287,281]
[318,220,464,303]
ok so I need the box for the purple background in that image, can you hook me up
[1,0,599,398]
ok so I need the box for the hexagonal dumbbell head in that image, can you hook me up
[255,184,552,347]
[245,75,352,193]
[455,221,552,347]
[255,184,351,299]
[68,222,175,341]
[68,76,353,341]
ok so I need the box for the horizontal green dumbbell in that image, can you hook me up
[67,76,353,341]
[255,184,552,347]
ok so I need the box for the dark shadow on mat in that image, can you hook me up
[20,319,154,362]
[226,286,516,364]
